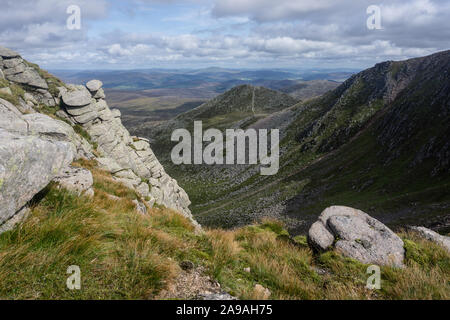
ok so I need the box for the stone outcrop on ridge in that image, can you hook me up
[57,81,198,228]
[0,45,200,232]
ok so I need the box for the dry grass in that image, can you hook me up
[0,160,448,300]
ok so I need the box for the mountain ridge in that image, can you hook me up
[137,50,450,234]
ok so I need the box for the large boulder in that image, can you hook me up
[308,206,405,267]
[61,88,92,107]
[0,130,75,226]
[408,226,450,253]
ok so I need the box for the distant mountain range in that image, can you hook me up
[50,68,344,130]
[52,68,354,91]
[131,51,450,235]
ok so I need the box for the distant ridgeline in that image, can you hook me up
[137,51,450,235]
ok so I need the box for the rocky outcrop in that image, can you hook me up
[0,46,199,232]
[57,80,199,229]
[308,206,405,267]
[0,98,75,230]
[53,166,94,197]
[408,226,450,253]
[0,47,48,90]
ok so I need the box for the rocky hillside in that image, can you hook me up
[0,46,449,300]
[137,50,450,235]
[0,46,199,232]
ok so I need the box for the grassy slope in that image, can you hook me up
[0,160,448,299]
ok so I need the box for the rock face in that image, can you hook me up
[308,206,405,267]
[0,47,48,90]
[53,166,94,197]
[58,79,199,229]
[0,46,200,233]
[408,226,450,252]
[0,99,75,230]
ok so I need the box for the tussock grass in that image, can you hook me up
[0,160,448,299]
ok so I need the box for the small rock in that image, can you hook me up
[179,260,195,271]
[408,226,450,252]
[0,87,12,96]
[244,267,251,273]
[86,79,103,92]
[308,221,334,251]
[253,284,271,300]
[53,166,94,196]
[93,88,106,99]
[198,293,236,300]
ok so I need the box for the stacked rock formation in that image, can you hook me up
[56,80,198,228]
[0,46,199,232]
[0,47,56,110]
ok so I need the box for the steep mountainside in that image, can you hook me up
[139,50,450,234]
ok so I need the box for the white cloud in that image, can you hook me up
[0,0,447,69]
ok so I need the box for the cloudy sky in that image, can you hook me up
[0,0,449,70]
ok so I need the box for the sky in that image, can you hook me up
[0,0,449,70]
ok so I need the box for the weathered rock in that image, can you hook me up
[0,98,28,134]
[308,221,334,251]
[96,157,123,173]
[6,68,48,89]
[132,199,147,215]
[0,87,12,95]
[0,207,30,234]
[24,113,74,141]
[136,182,150,198]
[24,92,38,105]
[0,130,74,225]
[93,88,106,99]
[253,284,271,299]
[61,88,92,107]
[86,80,103,92]
[3,61,26,75]
[57,81,200,229]
[0,46,20,58]
[111,109,121,118]
[53,166,94,197]
[308,206,405,267]
[0,69,4,79]
[408,226,450,252]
